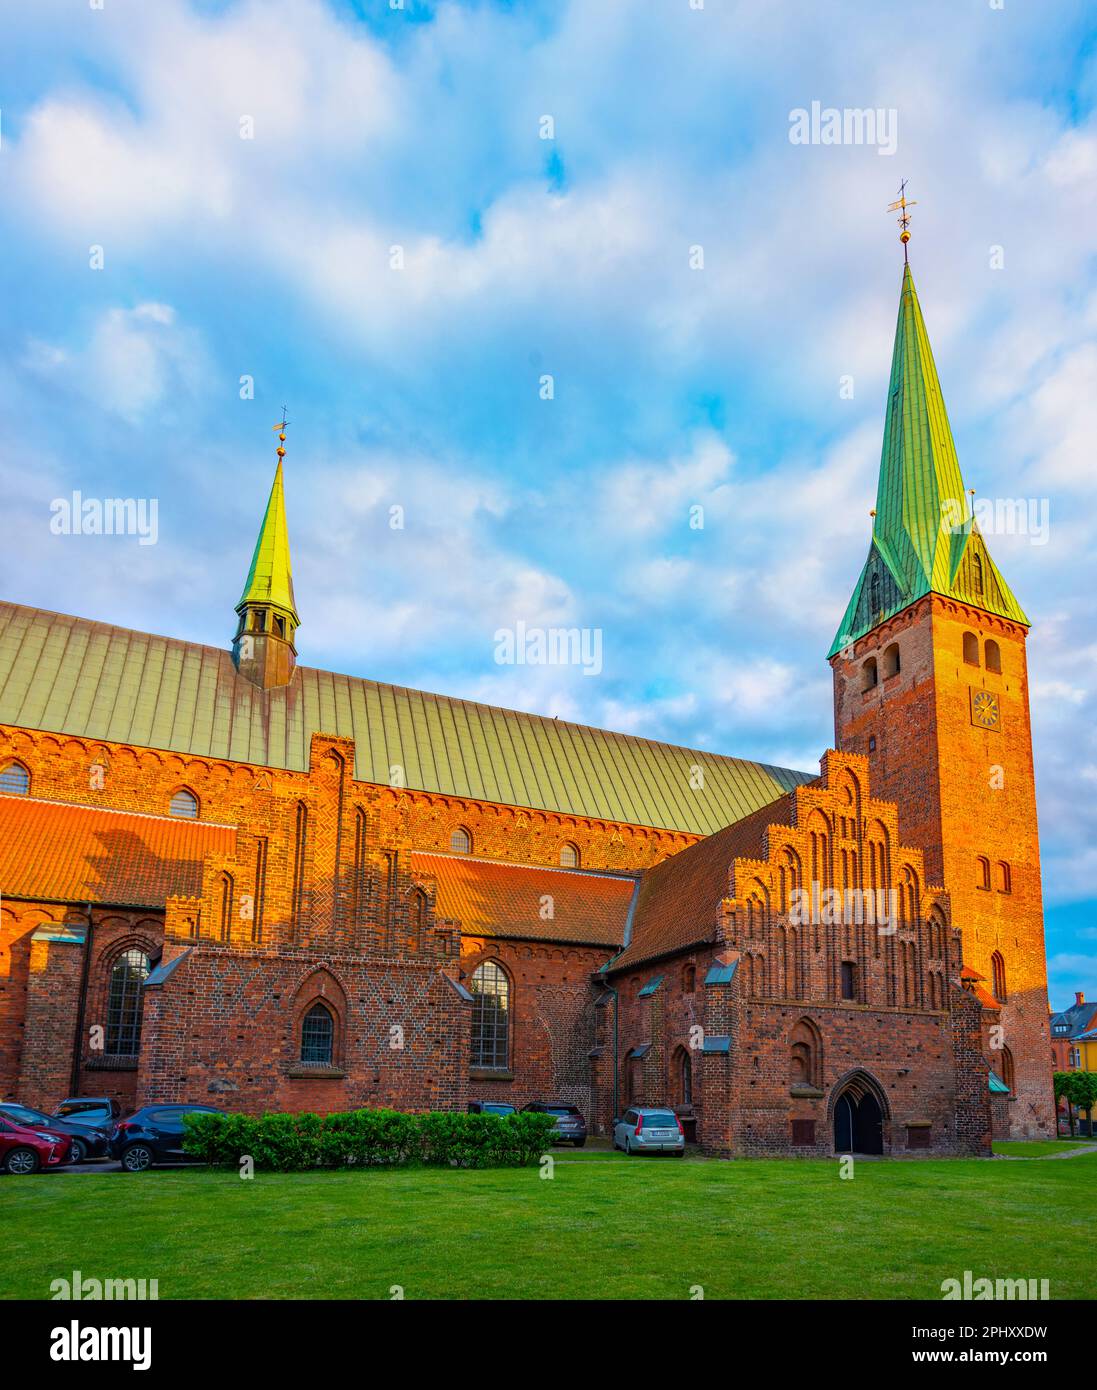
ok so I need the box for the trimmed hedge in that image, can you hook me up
[182,1107,558,1171]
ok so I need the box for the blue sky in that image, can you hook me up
[2,0,1095,1007]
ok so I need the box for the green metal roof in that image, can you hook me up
[829,264,1028,657]
[988,1070,1010,1095]
[237,459,298,622]
[0,602,811,836]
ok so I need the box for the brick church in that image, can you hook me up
[0,261,1054,1155]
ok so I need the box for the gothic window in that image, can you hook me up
[169,788,199,819]
[1000,1045,1015,1094]
[408,888,428,953]
[991,951,1007,1003]
[789,1018,821,1088]
[450,826,472,854]
[985,639,1001,673]
[106,948,151,1056]
[559,842,579,868]
[300,1002,334,1065]
[870,570,881,614]
[291,802,309,930]
[675,1047,693,1106]
[218,872,234,941]
[0,761,30,796]
[976,855,991,890]
[470,960,510,1070]
[881,643,900,679]
[997,861,1012,894]
[682,964,696,994]
[963,631,980,666]
[861,657,878,691]
[972,552,985,597]
[840,960,857,1002]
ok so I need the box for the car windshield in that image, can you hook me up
[547,1107,578,1117]
[644,1113,677,1126]
[484,1104,514,1115]
[1,1105,45,1124]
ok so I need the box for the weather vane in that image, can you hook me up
[272,405,290,461]
[887,180,917,262]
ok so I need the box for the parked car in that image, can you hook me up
[110,1104,226,1172]
[52,1097,122,1130]
[613,1107,685,1156]
[467,1100,517,1116]
[0,1113,72,1174]
[0,1102,110,1163]
[521,1101,587,1147]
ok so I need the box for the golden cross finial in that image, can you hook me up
[887,179,918,262]
[272,404,290,460]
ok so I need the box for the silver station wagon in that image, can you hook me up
[613,1107,685,1156]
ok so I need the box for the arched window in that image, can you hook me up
[169,787,199,819]
[291,802,308,931]
[1000,1045,1015,1094]
[991,951,1007,1002]
[300,1002,334,1065]
[972,552,985,597]
[106,948,150,1056]
[450,826,472,854]
[559,842,580,868]
[881,643,900,679]
[218,872,234,941]
[470,960,509,1070]
[840,960,857,1002]
[0,761,30,796]
[408,888,428,953]
[962,631,980,666]
[870,570,881,614]
[677,1047,693,1106]
[789,1018,822,1089]
[976,855,991,890]
[985,639,1001,674]
[682,963,696,994]
[997,861,1011,894]
[861,657,878,691]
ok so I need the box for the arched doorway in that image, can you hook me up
[832,1074,885,1154]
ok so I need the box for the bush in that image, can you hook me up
[182,1106,558,1171]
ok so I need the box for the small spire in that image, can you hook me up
[887,180,918,264]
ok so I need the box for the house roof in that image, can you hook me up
[829,264,1027,657]
[0,793,236,908]
[1049,1000,1097,1039]
[411,850,635,947]
[0,602,810,837]
[605,793,791,972]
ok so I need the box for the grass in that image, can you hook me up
[992,1138,1095,1158]
[4,1152,1094,1301]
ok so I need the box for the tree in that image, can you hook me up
[1071,1072,1097,1139]
[1054,1072,1077,1136]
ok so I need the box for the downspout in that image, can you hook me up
[598,876,640,1126]
[70,902,94,1096]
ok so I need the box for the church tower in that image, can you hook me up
[829,255,1053,1138]
[232,425,300,690]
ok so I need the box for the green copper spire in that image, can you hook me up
[829,264,1028,657]
[237,457,299,622]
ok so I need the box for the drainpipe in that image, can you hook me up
[70,902,94,1096]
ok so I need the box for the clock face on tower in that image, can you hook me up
[970,688,1001,731]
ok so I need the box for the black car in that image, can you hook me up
[53,1097,122,1130]
[110,1104,226,1172]
[467,1100,517,1116]
[521,1101,587,1147]
[0,1102,110,1163]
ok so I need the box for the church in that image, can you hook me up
[0,259,1054,1156]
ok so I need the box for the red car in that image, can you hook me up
[0,1112,72,1174]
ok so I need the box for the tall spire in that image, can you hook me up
[232,414,300,690]
[829,261,1028,657]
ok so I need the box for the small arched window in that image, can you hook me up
[976,855,991,890]
[218,872,234,941]
[991,951,1007,1002]
[559,842,580,868]
[1000,1045,1015,1094]
[963,631,980,666]
[861,657,878,691]
[106,948,151,1056]
[881,643,900,679]
[985,639,1002,674]
[300,1002,334,1065]
[682,963,696,993]
[408,888,428,952]
[997,861,1012,894]
[169,788,199,820]
[840,961,857,1002]
[0,761,30,796]
[678,1048,693,1106]
[450,826,472,854]
[470,960,510,1070]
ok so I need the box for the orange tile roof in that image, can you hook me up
[608,793,793,972]
[412,851,635,947]
[0,794,236,908]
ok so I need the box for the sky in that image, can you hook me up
[1,0,1095,1007]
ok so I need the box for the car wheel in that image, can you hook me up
[4,1146,41,1175]
[624,1137,632,1155]
[674,1148,685,1157]
[68,1138,87,1164]
[573,1138,586,1148]
[121,1144,154,1173]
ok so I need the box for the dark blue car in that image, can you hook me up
[110,1104,226,1172]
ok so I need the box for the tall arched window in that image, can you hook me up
[300,1002,334,1065]
[450,826,472,854]
[0,761,30,795]
[291,802,308,931]
[985,639,1002,673]
[870,570,880,614]
[861,657,878,691]
[676,1047,693,1107]
[991,951,1007,1002]
[559,842,579,868]
[1000,1045,1015,1094]
[997,861,1012,894]
[218,872,234,941]
[470,960,510,1070]
[106,948,151,1056]
[972,552,985,597]
[881,643,900,679]
[169,788,199,819]
[962,631,980,666]
[408,888,428,953]
[976,855,991,890]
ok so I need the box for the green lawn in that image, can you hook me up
[992,1138,1095,1158]
[4,1153,1094,1301]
